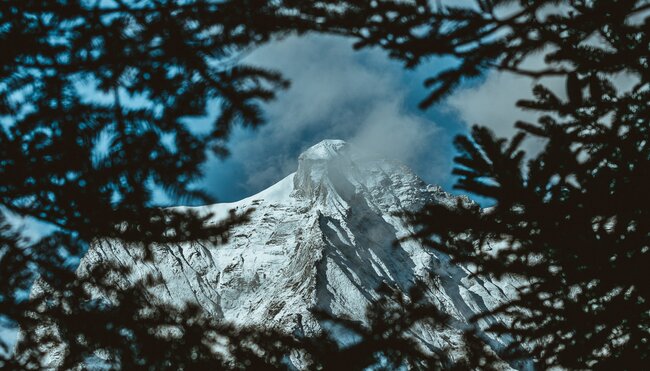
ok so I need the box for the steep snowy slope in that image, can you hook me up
[77,139,522,366]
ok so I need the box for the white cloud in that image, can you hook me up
[445,47,641,157]
[446,70,562,132]
[444,49,569,156]
[220,35,441,192]
[350,100,438,164]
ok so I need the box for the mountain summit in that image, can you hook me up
[73,140,520,367]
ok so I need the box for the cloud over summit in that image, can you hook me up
[205,35,441,198]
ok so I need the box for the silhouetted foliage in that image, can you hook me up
[3,0,490,369]
[345,0,649,369]
[0,0,371,368]
[3,0,648,369]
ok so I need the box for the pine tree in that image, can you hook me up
[341,0,649,368]
[0,0,374,368]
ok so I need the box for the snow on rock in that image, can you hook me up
[56,140,523,368]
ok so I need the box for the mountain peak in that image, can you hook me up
[294,139,354,201]
[57,140,519,370]
[293,139,431,211]
[298,139,349,161]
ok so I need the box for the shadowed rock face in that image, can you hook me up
[72,140,523,368]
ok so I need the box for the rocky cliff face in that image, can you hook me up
[74,139,523,367]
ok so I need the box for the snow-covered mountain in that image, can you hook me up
[75,139,522,367]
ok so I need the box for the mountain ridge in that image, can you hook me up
[41,139,524,368]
